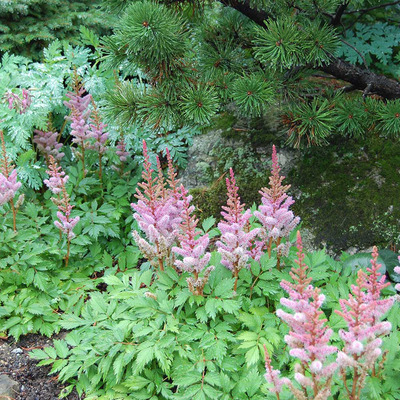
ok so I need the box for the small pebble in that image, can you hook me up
[11,348,23,354]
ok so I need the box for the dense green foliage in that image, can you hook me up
[102,0,400,147]
[0,0,110,59]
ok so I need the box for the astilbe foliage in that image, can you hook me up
[335,246,394,400]
[0,130,22,231]
[132,141,182,272]
[254,145,300,267]
[274,231,337,400]
[216,168,260,291]
[44,155,79,267]
[33,130,64,163]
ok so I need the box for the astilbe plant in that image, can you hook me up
[335,246,394,400]
[132,141,182,272]
[216,168,260,291]
[274,231,338,400]
[44,155,80,267]
[64,71,92,177]
[0,131,22,231]
[33,129,64,163]
[254,145,300,268]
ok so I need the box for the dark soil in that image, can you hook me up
[0,333,81,400]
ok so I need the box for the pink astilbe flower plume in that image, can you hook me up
[263,345,291,400]
[335,246,394,399]
[33,130,64,163]
[274,232,337,400]
[45,156,80,267]
[216,168,260,290]
[113,135,130,174]
[254,145,300,267]
[0,131,22,231]
[132,141,181,271]
[88,100,108,182]
[172,185,214,295]
[64,70,92,177]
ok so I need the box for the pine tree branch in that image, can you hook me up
[345,0,400,14]
[218,0,400,99]
[330,2,349,26]
[321,57,400,99]
[217,0,270,26]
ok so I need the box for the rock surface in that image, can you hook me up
[0,373,20,398]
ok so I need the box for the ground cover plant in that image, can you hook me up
[1,89,399,397]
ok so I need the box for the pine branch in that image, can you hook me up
[219,0,400,99]
[345,0,400,14]
[330,2,349,26]
[217,0,270,27]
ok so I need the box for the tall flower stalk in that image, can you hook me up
[216,168,260,291]
[275,231,337,399]
[254,145,300,268]
[44,156,80,267]
[132,141,181,271]
[33,129,64,164]
[0,131,22,231]
[335,247,393,400]
[64,70,92,178]
[172,185,214,295]
[88,100,108,183]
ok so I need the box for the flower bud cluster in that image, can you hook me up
[0,169,21,206]
[64,73,92,150]
[44,156,79,240]
[273,232,337,399]
[33,130,64,161]
[335,246,394,393]
[216,168,260,277]
[0,131,21,206]
[132,141,183,270]
[254,145,300,257]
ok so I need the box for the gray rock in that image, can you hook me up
[11,348,23,354]
[0,374,20,397]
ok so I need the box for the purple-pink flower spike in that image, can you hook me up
[254,145,300,265]
[0,131,22,231]
[64,71,92,176]
[275,231,337,399]
[263,344,290,400]
[116,138,129,163]
[132,141,180,271]
[88,102,108,155]
[33,130,64,162]
[45,156,79,266]
[216,168,260,290]
[172,185,214,295]
[335,247,394,399]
